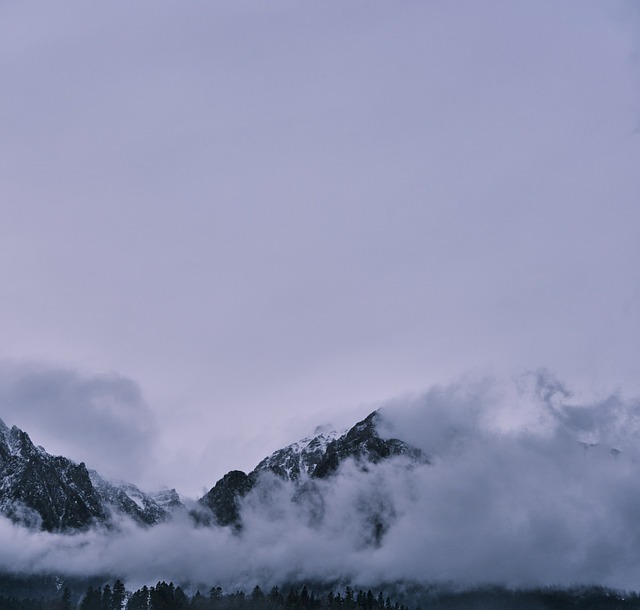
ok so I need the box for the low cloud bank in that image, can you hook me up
[0,361,156,484]
[3,371,640,591]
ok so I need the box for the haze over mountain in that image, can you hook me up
[2,372,640,593]
[0,415,180,532]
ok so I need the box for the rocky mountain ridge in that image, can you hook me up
[198,411,429,528]
[0,416,182,532]
[0,410,426,536]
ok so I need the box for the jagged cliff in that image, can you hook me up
[0,417,182,532]
[198,411,428,531]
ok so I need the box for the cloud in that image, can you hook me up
[0,361,156,484]
[3,373,640,592]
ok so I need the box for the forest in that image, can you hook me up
[3,579,640,610]
[0,580,410,610]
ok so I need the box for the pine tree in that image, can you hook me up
[344,588,354,610]
[150,581,177,610]
[251,586,265,601]
[326,592,335,609]
[112,580,127,610]
[210,586,223,607]
[300,586,310,609]
[102,584,113,610]
[80,586,102,610]
[174,586,189,610]
[191,591,208,610]
[61,586,71,610]
[365,590,374,610]
[126,585,149,610]
[268,586,283,606]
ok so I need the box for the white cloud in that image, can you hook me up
[3,374,640,591]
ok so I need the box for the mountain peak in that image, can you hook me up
[199,470,255,528]
[0,421,107,532]
[312,410,427,479]
[0,419,176,532]
[254,426,341,482]
[199,410,427,529]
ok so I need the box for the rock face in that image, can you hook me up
[199,470,255,527]
[150,487,184,512]
[312,411,426,479]
[88,471,174,527]
[1,409,425,538]
[197,427,340,527]
[0,418,106,531]
[0,417,181,532]
[198,411,428,530]
[253,426,339,481]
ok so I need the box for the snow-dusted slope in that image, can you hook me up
[2,409,426,535]
[199,411,428,528]
[150,487,184,512]
[0,416,180,532]
[254,426,341,481]
[88,471,180,526]
[0,417,106,531]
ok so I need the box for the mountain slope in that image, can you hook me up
[0,417,181,532]
[312,411,426,478]
[0,417,106,531]
[254,425,340,481]
[1,410,426,537]
[198,411,428,530]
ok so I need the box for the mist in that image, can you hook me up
[0,361,157,486]
[3,372,640,592]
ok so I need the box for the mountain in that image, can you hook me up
[254,425,340,481]
[0,417,106,531]
[1,410,426,537]
[87,471,176,527]
[198,411,428,530]
[311,411,426,479]
[193,428,340,528]
[0,416,182,532]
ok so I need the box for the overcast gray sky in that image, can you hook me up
[1,0,639,495]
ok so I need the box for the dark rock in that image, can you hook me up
[200,470,256,527]
[312,411,427,479]
[198,410,427,530]
[0,416,173,532]
[0,422,106,531]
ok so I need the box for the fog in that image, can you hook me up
[0,361,156,485]
[3,373,640,592]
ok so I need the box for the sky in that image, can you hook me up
[0,0,639,497]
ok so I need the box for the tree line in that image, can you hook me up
[1,580,412,610]
[4,580,640,610]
